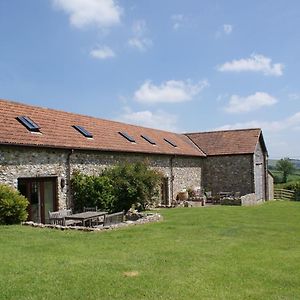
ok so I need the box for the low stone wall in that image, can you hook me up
[22,213,162,232]
[241,193,264,206]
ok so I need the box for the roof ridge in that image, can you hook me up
[185,128,261,135]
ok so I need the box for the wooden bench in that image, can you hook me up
[48,209,82,226]
[103,211,124,226]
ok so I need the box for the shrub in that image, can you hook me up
[71,162,162,213]
[281,181,300,201]
[102,162,162,212]
[71,172,115,212]
[273,174,283,184]
[0,184,29,225]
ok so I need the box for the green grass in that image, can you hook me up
[1,202,300,299]
[271,169,300,184]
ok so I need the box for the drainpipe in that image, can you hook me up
[264,155,268,201]
[66,149,74,208]
[170,155,175,205]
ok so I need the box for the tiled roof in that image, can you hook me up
[0,99,205,157]
[186,128,266,156]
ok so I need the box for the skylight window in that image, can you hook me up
[119,131,135,143]
[164,138,177,147]
[141,135,156,145]
[73,125,93,138]
[16,116,40,132]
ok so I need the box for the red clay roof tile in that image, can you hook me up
[0,99,205,157]
[186,128,265,156]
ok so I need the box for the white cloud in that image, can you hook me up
[134,79,209,104]
[118,108,178,131]
[128,19,152,51]
[215,24,233,38]
[288,93,300,101]
[90,45,115,59]
[225,92,277,113]
[128,38,152,51]
[132,19,147,36]
[215,111,300,133]
[171,14,184,30]
[223,24,233,34]
[218,54,284,76]
[52,0,122,29]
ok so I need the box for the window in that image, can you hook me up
[141,134,156,145]
[73,125,93,138]
[164,138,177,147]
[16,116,40,132]
[118,131,135,143]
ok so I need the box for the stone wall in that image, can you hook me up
[0,145,203,208]
[172,157,202,196]
[268,172,274,200]
[202,154,254,196]
[0,146,68,208]
[70,151,203,204]
[253,142,267,201]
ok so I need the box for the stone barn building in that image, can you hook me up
[186,129,269,202]
[0,99,271,223]
[0,99,205,223]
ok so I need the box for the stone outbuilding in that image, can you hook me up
[186,129,271,202]
[0,99,272,223]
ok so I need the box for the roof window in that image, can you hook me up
[119,131,135,143]
[16,116,40,132]
[73,125,93,138]
[141,134,156,145]
[164,138,177,147]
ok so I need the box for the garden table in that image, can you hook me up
[65,211,107,227]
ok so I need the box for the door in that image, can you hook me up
[18,177,57,223]
[160,177,169,206]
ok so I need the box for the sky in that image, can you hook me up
[0,0,300,159]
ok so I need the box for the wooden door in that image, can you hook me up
[18,177,57,223]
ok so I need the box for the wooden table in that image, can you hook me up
[65,211,107,227]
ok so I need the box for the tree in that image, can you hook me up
[276,158,295,183]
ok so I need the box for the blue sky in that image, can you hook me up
[1,0,299,158]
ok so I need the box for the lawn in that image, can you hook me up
[1,201,300,300]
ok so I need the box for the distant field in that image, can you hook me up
[1,202,300,299]
[270,169,300,183]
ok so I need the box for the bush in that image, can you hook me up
[71,162,162,213]
[71,172,115,212]
[273,174,283,184]
[0,184,29,225]
[102,162,162,212]
[281,181,300,201]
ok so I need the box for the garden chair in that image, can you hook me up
[83,206,103,226]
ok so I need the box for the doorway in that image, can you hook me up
[18,177,58,224]
[160,177,169,206]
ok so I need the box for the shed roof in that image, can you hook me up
[186,128,268,156]
[0,99,205,157]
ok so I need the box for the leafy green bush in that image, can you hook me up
[273,174,283,184]
[0,184,29,224]
[281,181,300,201]
[102,162,162,211]
[71,172,115,212]
[71,162,162,212]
